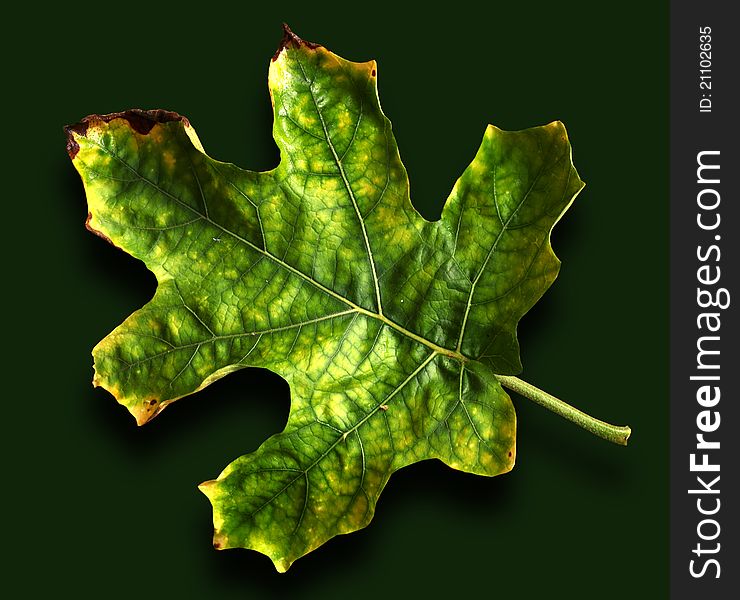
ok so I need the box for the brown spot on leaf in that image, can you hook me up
[63,109,190,159]
[149,399,157,406]
[84,212,122,250]
[272,23,321,61]
[371,69,376,77]
[508,451,512,458]
[213,541,222,549]
[63,121,89,159]
[117,109,187,135]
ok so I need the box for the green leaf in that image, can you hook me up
[67,27,585,571]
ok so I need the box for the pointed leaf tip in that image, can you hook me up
[273,23,321,61]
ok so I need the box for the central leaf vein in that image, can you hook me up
[295,59,384,315]
[88,137,466,362]
[455,136,558,352]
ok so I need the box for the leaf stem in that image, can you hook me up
[496,375,631,446]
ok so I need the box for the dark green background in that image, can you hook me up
[9,1,668,597]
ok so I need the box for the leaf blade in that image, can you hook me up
[68,29,583,570]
